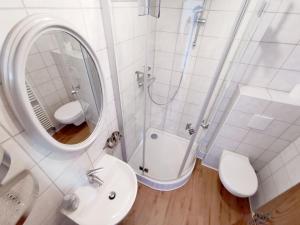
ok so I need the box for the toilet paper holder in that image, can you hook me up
[103,131,122,150]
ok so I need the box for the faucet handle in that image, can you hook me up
[87,167,103,176]
[186,123,192,130]
[72,84,80,90]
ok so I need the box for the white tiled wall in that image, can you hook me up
[204,86,300,170]
[202,0,300,168]
[251,136,300,209]
[111,1,153,159]
[111,0,257,162]
[0,1,120,225]
[148,0,247,139]
[198,0,300,211]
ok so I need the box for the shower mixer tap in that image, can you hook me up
[135,66,156,87]
[71,85,80,96]
[136,71,145,87]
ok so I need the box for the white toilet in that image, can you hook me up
[219,150,258,198]
[54,100,88,126]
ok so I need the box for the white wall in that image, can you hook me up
[205,85,300,170]
[0,1,120,225]
[110,0,257,162]
[149,0,247,139]
[251,136,300,209]
[202,0,300,169]
[111,1,153,159]
[199,0,300,211]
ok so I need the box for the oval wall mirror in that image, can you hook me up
[0,15,106,152]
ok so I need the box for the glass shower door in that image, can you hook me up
[131,0,207,182]
[106,0,253,188]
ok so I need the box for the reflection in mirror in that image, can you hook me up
[25,31,102,145]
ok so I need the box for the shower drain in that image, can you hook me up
[150,133,158,139]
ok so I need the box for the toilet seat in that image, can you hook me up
[219,150,258,198]
[54,101,84,125]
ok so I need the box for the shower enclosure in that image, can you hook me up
[103,0,253,190]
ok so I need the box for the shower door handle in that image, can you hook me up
[192,18,206,47]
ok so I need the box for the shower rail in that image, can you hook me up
[178,0,251,176]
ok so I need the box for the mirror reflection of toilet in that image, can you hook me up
[54,100,89,126]
[219,150,258,198]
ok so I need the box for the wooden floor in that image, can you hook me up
[259,183,300,225]
[120,161,250,225]
[52,122,91,144]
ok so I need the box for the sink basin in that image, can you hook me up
[61,154,138,225]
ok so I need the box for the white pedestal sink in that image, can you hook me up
[61,154,138,225]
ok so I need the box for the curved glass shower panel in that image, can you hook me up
[126,12,158,178]
[108,1,151,170]
[178,0,258,175]
[201,0,280,168]
[195,0,262,156]
[128,0,208,182]
[106,0,254,189]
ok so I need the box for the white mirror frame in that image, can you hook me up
[0,14,107,152]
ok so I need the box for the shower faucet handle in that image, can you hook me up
[71,84,80,95]
[196,18,206,24]
[72,84,80,90]
[136,71,145,87]
[186,123,195,135]
[186,123,192,130]
[71,90,79,95]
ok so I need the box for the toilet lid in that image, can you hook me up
[219,152,258,197]
[55,101,83,121]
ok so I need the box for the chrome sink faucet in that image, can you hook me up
[86,167,104,187]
